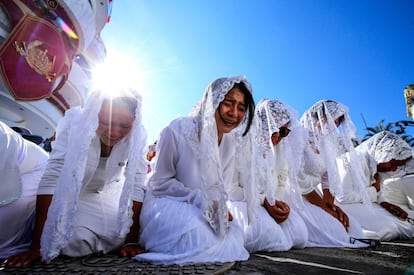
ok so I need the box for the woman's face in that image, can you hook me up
[96,100,135,148]
[215,86,246,136]
[271,123,290,146]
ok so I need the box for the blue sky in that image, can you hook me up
[101,0,414,144]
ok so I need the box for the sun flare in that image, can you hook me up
[90,48,143,97]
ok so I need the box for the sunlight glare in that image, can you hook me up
[90,48,143,97]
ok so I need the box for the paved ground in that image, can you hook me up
[229,239,414,275]
[1,238,413,274]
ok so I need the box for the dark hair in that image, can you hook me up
[233,82,255,136]
[103,96,138,115]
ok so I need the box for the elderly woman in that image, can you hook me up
[136,76,255,265]
[6,88,148,266]
[226,99,308,252]
[298,99,366,247]
[337,131,414,240]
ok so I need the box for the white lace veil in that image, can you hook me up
[300,100,369,204]
[188,75,253,238]
[41,88,147,262]
[357,131,412,164]
[253,99,306,208]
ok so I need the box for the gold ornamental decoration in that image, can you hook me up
[404,84,414,118]
[14,40,57,82]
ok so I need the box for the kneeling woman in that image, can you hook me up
[6,88,148,266]
[226,99,308,252]
[136,76,255,265]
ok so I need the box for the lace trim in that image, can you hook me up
[301,100,371,206]
[117,93,147,236]
[41,90,147,262]
[361,131,412,163]
[41,100,102,262]
[251,99,306,211]
[187,75,252,237]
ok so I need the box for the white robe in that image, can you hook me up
[336,152,414,240]
[227,201,307,252]
[38,111,147,257]
[136,118,249,265]
[382,175,414,219]
[226,168,308,252]
[381,157,414,219]
[0,122,49,258]
[298,144,366,247]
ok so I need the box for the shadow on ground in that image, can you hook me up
[1,239,413,274]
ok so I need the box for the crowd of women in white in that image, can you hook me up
[1,75,414,267]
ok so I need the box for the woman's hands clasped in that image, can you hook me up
[264,197,290,224]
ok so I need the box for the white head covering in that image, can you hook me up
[187,75,253,237]
[252,99,306,207]
[300,100,369,204]
[41,88,147,262]
[358,131,412,164]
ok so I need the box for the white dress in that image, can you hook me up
[381,157,414,219]
[0,122,49,258]
[38,112,147,257]
[298,144,366,247]
[336,152,414,240]
[136,118,249,265]
[226,168,307,252]
[382,175,414,219]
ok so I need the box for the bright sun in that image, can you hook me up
[90,48,143,97]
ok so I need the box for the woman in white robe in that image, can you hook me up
[0,122,48,259]
[336,131,414,240]
[6,88,148,266]
[226,99,308,252]
[299,100,366,247]
[136,76,254,265]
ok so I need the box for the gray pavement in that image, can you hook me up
[1,238,413,274]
